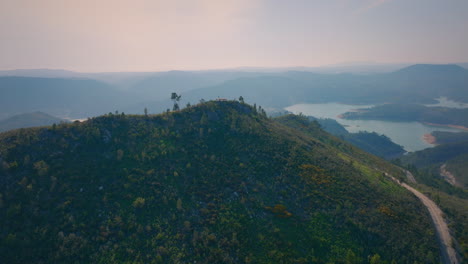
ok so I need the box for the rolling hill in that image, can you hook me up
[0,101,439,263]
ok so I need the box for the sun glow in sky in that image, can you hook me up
[1,0,468,72]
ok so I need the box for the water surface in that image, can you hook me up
[285,103,465,152]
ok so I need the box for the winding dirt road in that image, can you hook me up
[387,173,459,264]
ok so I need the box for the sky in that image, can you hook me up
[1,0,468,72]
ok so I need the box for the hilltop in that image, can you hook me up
[0,101,439,263]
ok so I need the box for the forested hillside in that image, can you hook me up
[431,131,468,145]
[0,101,439,263]
[302,116,405,159]
[401,140,468,189]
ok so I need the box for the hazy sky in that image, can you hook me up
[1,0,468,72]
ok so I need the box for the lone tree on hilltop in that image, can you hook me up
[171,92,182,111]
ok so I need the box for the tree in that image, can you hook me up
[200,113,208,125]
[176,198,183,211]
[144,107,148,116]
[132,197,145,208]
[345,249,361,264]
[239,96,244,103]
[369,253,382,264]
[171,92,182,111]
[116,149,124,161]
[34,160,49,176]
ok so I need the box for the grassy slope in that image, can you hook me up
[0,101,438,263]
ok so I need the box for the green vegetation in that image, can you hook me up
[0,101,439,263]
[431,131,468,144]
[343,132,405,159]
[170,92,182,111]
[341,103,468,127]
[271,112,405,160]
[398,137,468,260]
[401,141,468,189]
[446,154,468,188]
[401,141,468,168]
[300,116,405,159]
[408,183,468,261]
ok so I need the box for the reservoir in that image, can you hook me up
[285,103,465,152]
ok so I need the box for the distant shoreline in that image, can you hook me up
[422,122,468,145]
[338,116,468,131]
[422,122,468,131]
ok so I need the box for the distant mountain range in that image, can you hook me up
[1,64,467,119]
[0,76,128,118]
[0,111,65,132]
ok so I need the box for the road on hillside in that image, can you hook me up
[386,173,459,264]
